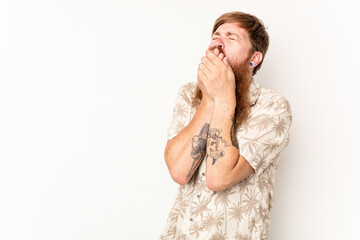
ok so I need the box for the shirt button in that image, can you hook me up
[202,172,205,176]
[190,218,193,221]
[197,194,200,198]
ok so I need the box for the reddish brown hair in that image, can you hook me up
[191,12,269,131]
[212,11,269,76]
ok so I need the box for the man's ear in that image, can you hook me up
[251,51,263,67]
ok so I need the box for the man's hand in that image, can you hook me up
[197,49,236,108]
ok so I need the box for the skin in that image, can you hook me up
[164,22,266,190]
[195,22,263,190]
[186,123,210,179]
[197,22,263,106]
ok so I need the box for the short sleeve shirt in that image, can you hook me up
[160,80,293,240]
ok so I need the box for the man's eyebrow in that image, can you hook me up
[212,31,242,39]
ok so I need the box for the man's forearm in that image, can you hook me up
[205,101,239,188]
[164,99,214,185]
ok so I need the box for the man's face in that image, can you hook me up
[208,22,253,70]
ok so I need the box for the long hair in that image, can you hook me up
[191,52,253,132]
[212,11,270,76]
[191,11,269,131]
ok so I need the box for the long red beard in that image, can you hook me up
[191,49,253,132]
[231,52,253,132]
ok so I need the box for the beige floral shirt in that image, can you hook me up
[160,80,292,240]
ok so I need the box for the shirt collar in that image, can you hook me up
[249,79,261,107]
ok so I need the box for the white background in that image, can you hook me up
[1,0,359,239]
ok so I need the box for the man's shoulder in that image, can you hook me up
[256,82,292,115]
[177,81,197,106]
[179,81,197,94]
[258,84,289,104]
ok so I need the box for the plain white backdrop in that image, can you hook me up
[1,0,359,239]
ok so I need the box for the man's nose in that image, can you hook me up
[213,39,224,50]
[215,42,224,49]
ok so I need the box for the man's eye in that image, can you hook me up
[212,38,218,40]
[229,38,235,40]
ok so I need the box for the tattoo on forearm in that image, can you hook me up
[207,128,230,165]
[186,123,210,179]
[230,119,239,150]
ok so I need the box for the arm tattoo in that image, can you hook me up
[186,123,210,179]
[207,128,230,165]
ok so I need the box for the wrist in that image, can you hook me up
[214,99,236,115]
[200,96,214,108]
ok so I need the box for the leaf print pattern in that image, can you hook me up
[228,202,246,229]
[238,96,292,177]
[234,232,251,240]
[189,221,203,239]
[248,216,257,233]
[252,113,276,132]
[242,189,260,216]
[272,117,287,137]
[160,80,292,239]
[175,231,187,240]
[190,196,211,219]
[200,211,224,232]
[166,82,196,141]
[209,230,227,240]
[166,224,177,239]
[214,188,236,208]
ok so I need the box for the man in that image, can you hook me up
[160,11,292,239]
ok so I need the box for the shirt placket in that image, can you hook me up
[181,187,196,237]
[185,161,208,238]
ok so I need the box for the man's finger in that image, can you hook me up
[223,56,230,66]
[201,56,217,73]
[218,53,224,60]
[198,63,212,78]
[197,64,209,79]
[206,49,224,67]
[197,68,208,83]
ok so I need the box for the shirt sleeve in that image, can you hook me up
[237,96,293,176]
[166,83,194,141]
